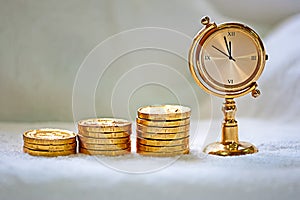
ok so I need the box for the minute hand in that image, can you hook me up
[224,36,236,61]
[224,36,231,55]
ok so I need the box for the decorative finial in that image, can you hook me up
[201,16,210,26]
[252,88,261,98]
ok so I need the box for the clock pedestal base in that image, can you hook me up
[203,98,258,156]
[203,141,258,156]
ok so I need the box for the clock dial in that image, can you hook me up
[189,19,266,98]
[198,27,260,91]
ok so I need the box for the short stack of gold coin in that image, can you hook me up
[136,105,191,157]
[23,129,77,157]
[78,118,132,156]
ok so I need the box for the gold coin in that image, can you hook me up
[137,137,189,146]
[137,149,189,157]
[136,130,189,140]
[78,118,131,132]
[24,142,76,151]
[79,126,132,133]
[136,117,190,127]
[23,147,76,157]
[79,147,131,156]
[78,130,131,138]
[137,143,189,152]
[137,123,189,133]
[23,129,76,145]
[137,105,191,120]
[79,142,130,151]
[78,135,130,144]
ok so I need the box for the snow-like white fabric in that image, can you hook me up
[0,120,299,200]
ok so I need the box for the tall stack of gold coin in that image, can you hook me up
[136,105,191,157]
[78,118,132,156]
[23,129,77,157]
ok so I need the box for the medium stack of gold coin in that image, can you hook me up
[23,129,77,157]
[136,105,191,157]
[78,118,132,156]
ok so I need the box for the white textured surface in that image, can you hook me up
[0,119,299,200]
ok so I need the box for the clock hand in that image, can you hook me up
[229,41,236,61]
[212,45,231,58]
[224,37,236,61]
[224,36,231,55]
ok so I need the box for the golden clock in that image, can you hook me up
[189,16,268,156]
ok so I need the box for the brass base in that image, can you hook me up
[203,141,258,156]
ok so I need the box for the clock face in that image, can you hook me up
[197,25,262,92]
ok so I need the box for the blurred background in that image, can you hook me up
[1,0,300,122]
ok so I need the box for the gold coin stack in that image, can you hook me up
[136,105,191,157]
[23,129,77,157]
[78,118,132,156]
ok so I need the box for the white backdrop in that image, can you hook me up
[0,0,299,122]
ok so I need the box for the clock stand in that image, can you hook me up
[203,98,258,156]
